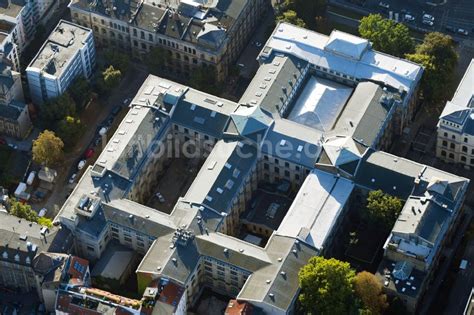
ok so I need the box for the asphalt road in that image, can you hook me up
[330,0,474,40]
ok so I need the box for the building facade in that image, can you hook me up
[26,20,95,105]
[437,59,474,167]
[68,0,268,81]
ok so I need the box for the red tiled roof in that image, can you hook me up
[225,300,253,315]
[68,256,89,280]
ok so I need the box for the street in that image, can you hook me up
[329,0,474,42]
[39,65,149,219]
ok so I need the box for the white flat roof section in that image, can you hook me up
[287,76,353,132]
[266,23,422,91]
[277,169,354,251]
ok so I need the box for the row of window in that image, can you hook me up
[440,150,474,164]
[442,141,474,154]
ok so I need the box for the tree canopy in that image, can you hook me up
[10,199,38,222]
[277,10,306,28]
[146,47,168,76]
[103,50,130,73]
[189,65,220,95]
[102,66,122,90]
[32,130,64,167]
[68,77,92,110]
[354,271,388,315]
[56,116,84,150]
[9,199,53,227]
[299,256,356,315]
[40,93,76,127]
[406,32,458,105]
[359,14,414,57]
[365,190,403,228]
[284,0,326,29]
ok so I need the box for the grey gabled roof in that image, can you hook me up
[354,150,423,200]
[185,140,258,213]
[229,105,273,141]
[332,81,393,147]
[239,54,307,117]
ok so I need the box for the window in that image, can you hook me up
[449,153,454,159]
[274,158,279,164]
[450,143,455,149]
[133,29,137,36]
[295,174,300,180]
[441,150,446,157]
[452,135,456,140]
[471,158,474,165]
[442,140,447,147]
[274,167,280,173]
[284,162,290,168]
[462,146,468,152]
[149,34,153,41]
[141,31,145,39]
[264,163,269,170]
[464,137,468,143]
[461,156,466,162]
[284,170,290,177]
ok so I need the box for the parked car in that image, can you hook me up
[422,13,434,21]
[404,14,415,22]
[422,19,434,26]
[7,143,18,149]
[0,137,6,145]
[378,1,389,9]
[84,148,95,159]
[123,98,131,105]
[111,106,121,116]
[458,28,469,36]
[255,41,262,47]
[68,173,77,184]
[38,208,47,217]
[77,160,86,170]
[99,126,108,136]
[445,25,456,33]
[155,192,165,203]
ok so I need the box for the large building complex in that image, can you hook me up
[53,23,469,314]
[68,0,268,81]
[26,19,96,105]
[437,59,474,167]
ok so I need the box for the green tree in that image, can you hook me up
[406,32,458,106]
[32,130,64,167]
[354,271,388,315]
[104,50,130,73]
[285,0,327,29]
[9,199,38,222]
[38,217,53,228]
[69,77,92,110]
[146,47,168,76]
[56,116,84,150]
[102,66,122,90]
[365,190,403,228]
[359,14,414,57]
[189,65,220,95]
[40,93,76,127]
[299,256,356,315]
[277,10,306,28]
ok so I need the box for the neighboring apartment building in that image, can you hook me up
[0,211,73,293]
[437,59,474,167]
[68,0,268,81]
[54,25,460,314]
[0,59,31,139]
[0,0,58,53]
[0,19,21,71]
[26,19,95,105]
